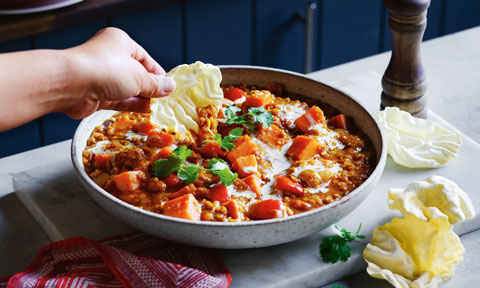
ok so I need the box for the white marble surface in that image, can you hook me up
[10,119,480,287]
[9,76,480,288]
[0,26,480,287]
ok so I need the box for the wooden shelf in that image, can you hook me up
[0,0,177,42]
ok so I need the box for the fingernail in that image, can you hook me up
[161,77,176,93]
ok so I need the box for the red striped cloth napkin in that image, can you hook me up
[0,233,231,288]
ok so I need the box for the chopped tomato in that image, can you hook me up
[286,136,318,161]
[275,175,304,196]
[160,173,180,188]
[249,199,286,220]
[135,121,154,134]
[163,194,201,220]
[328,114,347,130]
[294,106,326,133]
[224,88,245,101]
[94,153,113,169]
[218,124,242,137]
[209,184,231,203]
[168,184,196,199]
[113,171,141,193]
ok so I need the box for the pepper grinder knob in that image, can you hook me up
[381,0,430,118]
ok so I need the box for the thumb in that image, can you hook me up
[139,73,176,98]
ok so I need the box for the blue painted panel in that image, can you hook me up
[111,4,183,71]
[444,0,480,34]
[256,0,319,73]
[382,0,444,52]
[0,120,42,158]
[320,0,382,69]
[0,38,42,157]
[186,0,252,65]
[34,20,107,145]
[0,37,31,53]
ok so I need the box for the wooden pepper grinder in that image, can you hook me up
[381,0,430,118]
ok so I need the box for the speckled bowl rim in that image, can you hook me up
[71,65,387,228]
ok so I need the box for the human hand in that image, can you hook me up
[60,27,175,119]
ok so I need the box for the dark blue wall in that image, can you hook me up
[1,0,479,157]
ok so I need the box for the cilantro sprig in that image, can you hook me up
[319,223,365,264]
[153,146,238,186]
[203,127,243,152]
[224,106,273,131]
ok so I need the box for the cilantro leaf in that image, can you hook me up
[173,145,191,163]
[177,165,201,184]
[154,146,191,178]
[224,106,273,131]
[219,127,243,151]
[319,223,365,264]
[202,127,243,152]
[319,236,349,264]
[224,106,242,119]
[206,158,238,186]
[154,146,238,186]
[247,107,274,127]
[153,154,182,177]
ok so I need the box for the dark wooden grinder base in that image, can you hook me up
[381,0,430,118]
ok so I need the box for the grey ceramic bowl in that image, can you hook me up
[71,66,386,249]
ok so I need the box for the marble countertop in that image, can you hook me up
[1,26,480,287]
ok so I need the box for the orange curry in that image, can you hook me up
[83,83,375,222]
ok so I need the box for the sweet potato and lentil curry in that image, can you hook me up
[83,84,375,222]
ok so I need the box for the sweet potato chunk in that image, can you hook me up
[168,184,196,199]
[197,141,225,158]
[256,124,291,148]
[275,175,304,196]
[244,90,273,108]
[209,184,231,203]
[163,194,201,221]
[112,116,136,132]
[227,135,258,163]
[249,199,286,220]
[242,174,261,195]
[286,136,318,161]
[113,171,140,193]
[294,106,326,133]
[232,155,258,178]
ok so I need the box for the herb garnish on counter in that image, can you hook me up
[319,224,365,264]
